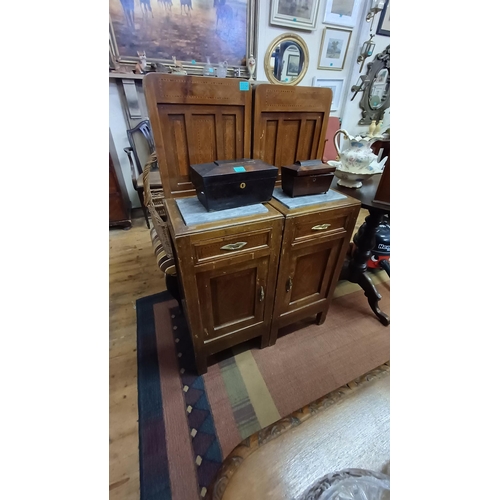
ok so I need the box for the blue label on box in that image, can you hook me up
[239,81,250,91]
[233,166,246,173]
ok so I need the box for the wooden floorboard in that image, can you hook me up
[109,215,165,500]
[108,207,371,499]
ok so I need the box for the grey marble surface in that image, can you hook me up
[175,197,269,226]
[272,188,347,209]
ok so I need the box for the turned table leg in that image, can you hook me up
[340,208,390,326]
[358,271,390,326]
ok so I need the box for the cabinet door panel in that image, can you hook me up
[210,267,257,328]
[196,256,269,341]
[290,247,331,304]
[278,235,345,315]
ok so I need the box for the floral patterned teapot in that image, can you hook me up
[333,129,378,172]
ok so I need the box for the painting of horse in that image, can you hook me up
[110,0,250,67]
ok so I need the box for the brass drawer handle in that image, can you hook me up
[312,224,331,231]
[286,277,293,293]
[220,241,247,251]
[259,286,265,302]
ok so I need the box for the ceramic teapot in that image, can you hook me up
[334,129,378,172]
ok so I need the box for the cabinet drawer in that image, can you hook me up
[291,209,350,242]
[193,229,272,264]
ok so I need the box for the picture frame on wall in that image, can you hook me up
[318,27,352,70]
[376,0,390,36]
[312,77,344,111]
[270,0,321,30]
[109,0,258,76]
[323,0,362,28]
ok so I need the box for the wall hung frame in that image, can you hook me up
[312,77,345,112]
[318,27,352,71]
[376,0,390,36]
[269,0,320,30]
[109,0,258,78]
[323,0,363,28]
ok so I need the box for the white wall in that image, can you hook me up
[255,0,390,138]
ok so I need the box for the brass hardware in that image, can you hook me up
[286,277,293,293]
[259,286,265,302]
[240,182,246,189]
[220,241,247,251]
[312,223,331,230]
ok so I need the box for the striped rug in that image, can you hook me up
[136,272,390,500]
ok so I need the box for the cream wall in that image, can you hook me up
[255,0,390,137]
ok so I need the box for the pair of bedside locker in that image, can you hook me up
[164,187,360,375]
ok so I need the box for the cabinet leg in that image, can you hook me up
[269,325,279,346]
[195,354,207,375]
[316,309,328,325]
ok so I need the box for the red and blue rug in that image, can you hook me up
[136,274,390,500]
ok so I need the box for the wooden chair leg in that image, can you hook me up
[137,189,150,229]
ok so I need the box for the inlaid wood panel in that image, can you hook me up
[196,257,270,341]
[290,247,331,304]
[253,85,332,184]
[279,235,345,315]
[144,75,252,198]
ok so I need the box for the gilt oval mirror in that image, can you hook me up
[264,33,309,86]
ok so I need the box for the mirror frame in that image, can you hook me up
[358,45,390,125]
[264,33,309,86]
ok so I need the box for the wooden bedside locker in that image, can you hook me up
[164,198,284,374]
[268,189,360,345]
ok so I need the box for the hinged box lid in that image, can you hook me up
[281,159,335,177]
[190,159,278,185]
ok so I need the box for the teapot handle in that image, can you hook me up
[334,129,349,157]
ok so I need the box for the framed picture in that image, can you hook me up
[270,0,320,30]
[109,0,258,76]
[323,0,362,28]
[312,77,344,111]
[376,0,390,36]
[318,27,352,70]
[286,54,301,76]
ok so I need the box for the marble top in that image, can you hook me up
[175,197,269,226]
[272,188,347,209]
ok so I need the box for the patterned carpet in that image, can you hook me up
[136,272,390,500]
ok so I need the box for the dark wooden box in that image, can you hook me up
[281,160,335,198]
[189,159,279,212]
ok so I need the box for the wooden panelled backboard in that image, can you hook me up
[143,74,253,198]
[252,84,332,184]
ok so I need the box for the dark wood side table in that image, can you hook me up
[109,153,132,230]
[334,176,390,325]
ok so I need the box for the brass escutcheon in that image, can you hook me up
[220,241,247,251]
[312,223,331,230]
[240,182,246,189]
